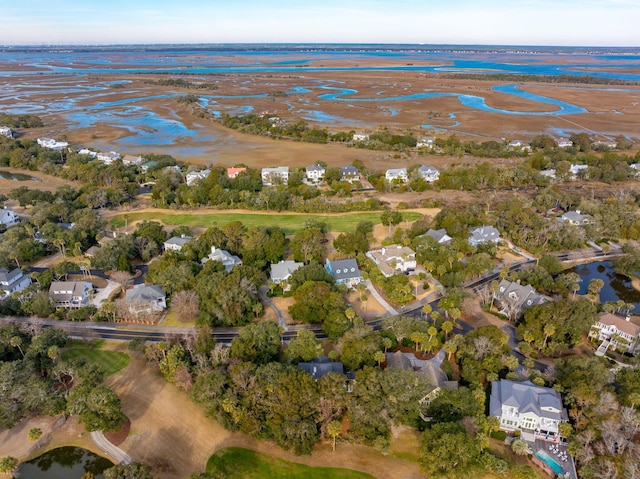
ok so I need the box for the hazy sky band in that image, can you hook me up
[1,0,639,46]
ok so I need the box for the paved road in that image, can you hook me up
[91,430,132,465]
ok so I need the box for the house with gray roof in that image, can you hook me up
[495,279,546,319]
[385,168,408,183]
[559,210,594,226]
[325,258,362,288]
[490,379,568,441]
[270,260,303,291]
[366,245,416,277]
[418,165,440,182]
[468,226,501,246]
[340,165,360,183]
[0,267,31,297]
[261,166,289,186]
[49,281,92,308]
[201,246,242,272]
[185,169,211,186]
[298,356,344,380]
[305,164,326,183]
[126,284,166,315]
[420,228,452,245]
[0,126,13,139]
[0,207,19,228]
[164,235,192,252]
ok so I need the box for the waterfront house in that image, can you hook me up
[0,267,31,297]
[37,138,68,151]
[270,260,303,291]
[352,133,369,142]
[495,279,546,319]
[420,228,452,245]
[298,356,344,380]
[261,166,289,186]
[163,235,192,252]
[559,210,594,226]
[340,165,360,183]
[325,258,362,288]
[418,165,440,182]
[0,126,13,139]
[557,139,573,148]
[126,284,166,315]
[385,168,408,184]
[569,164,588,179]
[305,164,326,183]
[589,312,640,355]
[227,167,247,179]
[366,245,416,277]
[97,151,120,165]
[78,148,98,158]
[49,281,92,308]
[490,379,569,442]
[121,155,144,166]
[417,137,435,149]
[185,169,211,186]
[468,226,501,246]
[201,246,242,271]
[0,207,20,228]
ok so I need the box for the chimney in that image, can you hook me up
[576,210,581,215]
[625,315,631,322]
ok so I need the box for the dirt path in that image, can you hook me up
[107,352,424,479]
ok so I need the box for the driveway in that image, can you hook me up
[92,280,120,306]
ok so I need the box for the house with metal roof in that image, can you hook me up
[468,226,501,246]
[201,246,243,272]
[305,164,326,183]
[558,210,594,226]
[261,167,289,186]
[495,279,546,319]
[385,168,408,184]
[490,379,568,442]
[325,258,362,288]
[339,165,360,183]
[126,284,166,315]
[589,312,640,355]
[297,356,344,380]
[418,165,440,182]
[0,267,31,297]
[270,260,303,291]
[164,235,192,252]
[420,228,452,245]
[49,281,92,308]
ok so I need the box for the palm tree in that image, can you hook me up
[9,336,24,358]
[27,427,43,447]
[441,320,454,339]
[543,323,556,348]
[421,304,432,320]
[328,420,342,452]
[345,307,356,323]
[374,350,386,367]
[511,439,529,456]
[427,326,438,341]
[443,341,457,361]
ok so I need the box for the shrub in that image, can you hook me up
[490,430,507,441]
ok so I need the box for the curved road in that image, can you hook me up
[91,430,132,465]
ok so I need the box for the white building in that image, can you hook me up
[366,245,416,277]
[557,139,573,148]
[559,210,594,226]
[417,137,435,149]
[305,164,326,183]
[569,164,588,179]
[490,379,568,442]
[78,148,98,158]
[418,165,440,182]
[0,126,14,139]
[0,207,20,228]
[37,138,69,151]
[0,267,31,297]
[201,246,243,271]
[163,235,192,252]
[121,155,144,166]
[185,169,211,186]
[589,312,640,355]
[385,168,408,184]
[49,281,92,308]
[352,133,369,142]
[261,167,289,186]
[96,151,121,165]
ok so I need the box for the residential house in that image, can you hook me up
[490,379,569,441]
[366,245,416,277]
[540,169,557,179]
[508,140,530,151]
[121,155,144,166]
[468,226,501,246]
[297,356,344,380]
[495,279,546,319]
[201,246,242,271]
[0,126,13,139]
[557,139,573,148]
[126,284,166,315]
[339,165,360,183]
[227,167,247,179]
[385,168,408,184]
[261,166,289,186]
[0,267,31,297]
[417,137,435,149]
[163,235,192,252]
[420,228,452,245]
[78,148,98,158]
[589,312,640,355]
[559,210,594,226]
[592,140,617,149]
[0,207,20,228]
[569,164,588,179]
[37,138,68,151]
[305,164,326,183]
[186,169,211,186]
[270,260,303,291]
[325,258,362,288]
[49,281,92,308]
[418,165,440,182]
[352,133,369,142]
[96,151,120,165]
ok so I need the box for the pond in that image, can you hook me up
[570,260,640,313]
[18,446,114,479]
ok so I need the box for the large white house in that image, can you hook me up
[201,246,243,271]
[37,138,69,151]
[163,235,192,252]
[559,210,594,226]
[385,168,408,184]
[366,245,416,277]
[261,167,289,186]
[589,312,640,355]
[0,126,14,139]
[96,151,121,165]
[49,281,92,308]
[495,279,546,319]
[418,165,440,182]
[186,169,211,186]
[0,267,31,297]
[352,133,369,142]
[0,207,20,228]
[490,379,568,442]
[417,137,435,149]
[305,164,326,183]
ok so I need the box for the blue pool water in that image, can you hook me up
[535,450,563,474]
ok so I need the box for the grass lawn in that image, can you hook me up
[62,343,130,376]
[160,308,197,327]
[110,210,422,234]
[206,447,376,479]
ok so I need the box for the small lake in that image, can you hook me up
[570,260,640,313]
[18,446,114,479]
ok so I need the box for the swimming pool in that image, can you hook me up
[535,450,563,475]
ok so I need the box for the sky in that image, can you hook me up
[1,0,639,46]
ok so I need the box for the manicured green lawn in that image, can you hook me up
[61,345,130,376]
[111,211,422,234]
[206,447,376,479]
